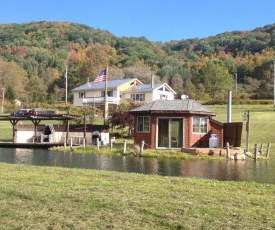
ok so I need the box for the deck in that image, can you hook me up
[0,142,65,149]
[181,147,245,156]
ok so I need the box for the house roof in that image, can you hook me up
[72,78,142,91]
[124,83,176,94]
[129,99,216,116]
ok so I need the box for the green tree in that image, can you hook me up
[171,74,183,92]
[0,60,27,101]
[198,60,234,98]
[25,71,47,103]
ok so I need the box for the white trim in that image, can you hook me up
[192,116,208,134]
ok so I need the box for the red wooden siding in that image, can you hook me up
[133,113,223,149]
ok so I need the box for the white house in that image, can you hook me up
[72,76,176,107]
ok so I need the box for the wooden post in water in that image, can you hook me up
[83,138,86,149]
[259,143,263,155]
[225,142,230,158]
[64,137,66,149]
[266,143,271,157]
[97,138,100,150]
[254,144,258,160]
[110,139,113,150]
[140,140,145,156]
[70,138,73,151]
[123,140,127,154]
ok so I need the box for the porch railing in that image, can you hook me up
[82,97,119,105]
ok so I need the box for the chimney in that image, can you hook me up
[151,74,154,88]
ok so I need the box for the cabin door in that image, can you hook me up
[157,118,184,148]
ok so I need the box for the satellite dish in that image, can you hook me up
[181,95,189,100]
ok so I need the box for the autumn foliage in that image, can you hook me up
[0,21,275,104]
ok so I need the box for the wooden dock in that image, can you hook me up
[181,147,244,156]
[0,142,65,149]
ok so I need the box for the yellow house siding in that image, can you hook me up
[117,79,141,91]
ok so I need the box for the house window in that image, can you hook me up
[131,93,145,101]
[137,116,150,132]
[79,92,86,98]
[160,94,168,100]
[192,116,207,133]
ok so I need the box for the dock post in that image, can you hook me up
[70,138,73,151]
[266,143,271,157]
[226,142,230,158]
[123,140,127,154]
[83,138,86,149]
[64,137,66,149]
[259,143,263,155]
[110,138,113,150]
[254,144,258,160]
[140,140,145,156]
[97,138,100,150]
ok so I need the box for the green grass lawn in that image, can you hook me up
[0,163,274,229]
[0,120,13,141]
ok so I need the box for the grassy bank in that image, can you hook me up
[0,163,274,229]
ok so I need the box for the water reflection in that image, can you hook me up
[0,148,274,184]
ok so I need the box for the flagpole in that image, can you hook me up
[104,66,108,124]
[274,59,275,107]
[65,65,68,106]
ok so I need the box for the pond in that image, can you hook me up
[0,148,274,184]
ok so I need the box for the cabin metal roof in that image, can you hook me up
[130,99,216,115]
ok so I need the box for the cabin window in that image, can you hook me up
[131,93,145,101]
[79,92,86,98]
[137,116,150,132]
[192,116,207,133]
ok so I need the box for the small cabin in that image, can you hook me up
[130,99,223,149]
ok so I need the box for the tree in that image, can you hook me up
[25,71,47,103]
[254,80,273,99]
[0,60,27,101]
[109,100,142,138]
[171,74,183,92]
[198,60,234,98]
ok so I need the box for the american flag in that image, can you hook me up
[93,69,106,83]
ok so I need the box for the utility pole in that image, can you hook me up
[1,87,5,113]
[235,73,237,91]
[274,60,275,107]
[243,110,250,152]
[104,66,108,125]
[65,65,68,106]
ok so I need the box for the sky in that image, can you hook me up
[0,0,275,43]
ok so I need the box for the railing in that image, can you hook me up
[82,97,119,105]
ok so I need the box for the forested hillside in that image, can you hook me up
[0,21,275,105]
